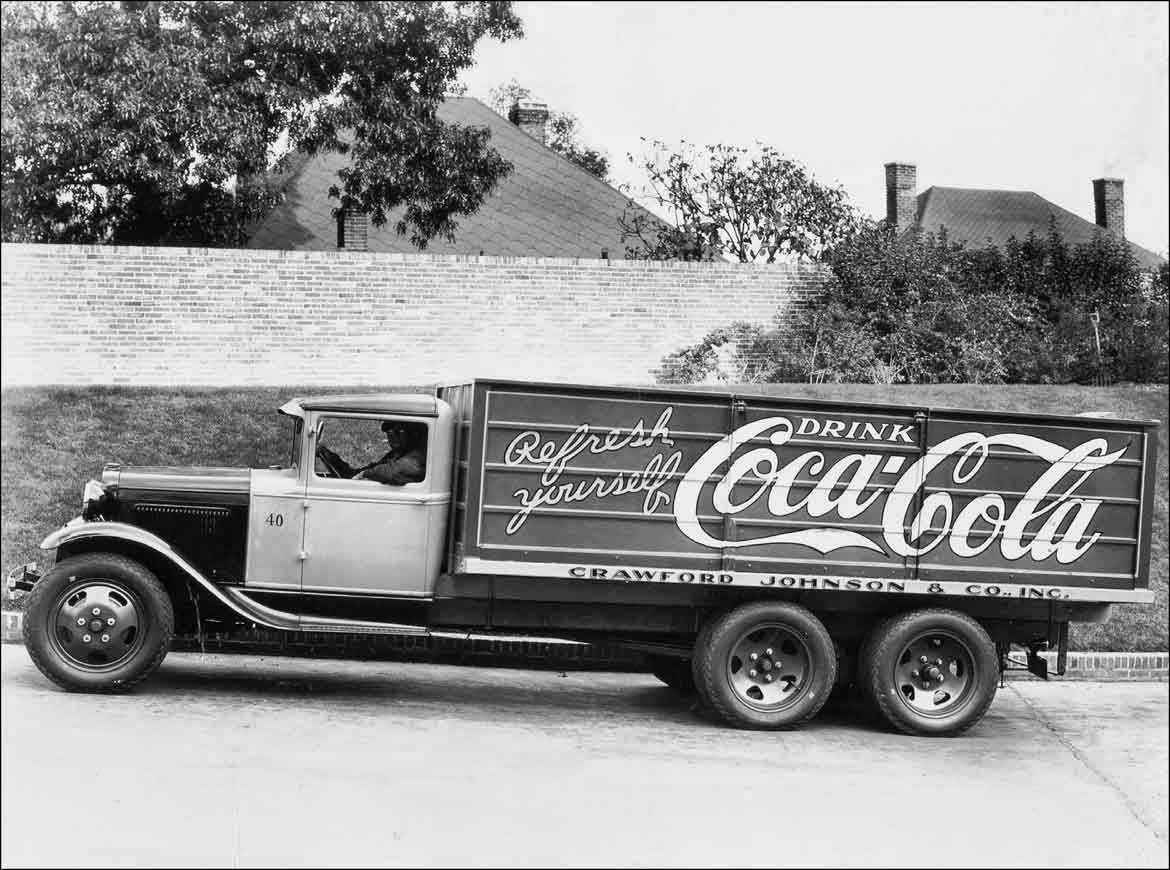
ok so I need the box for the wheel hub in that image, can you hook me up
[895,633,974,716]
[915,656,946,686]
[50,581,142,670]
[747,648,783,683]
[729,631,809,711]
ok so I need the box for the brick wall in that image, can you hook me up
[0,243,829,387]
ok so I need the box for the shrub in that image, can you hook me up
[659,223,1167,387]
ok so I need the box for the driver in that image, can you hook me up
[317,420,426,485]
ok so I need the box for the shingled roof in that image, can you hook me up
[913,186,1164,270]
[246,97,657,258]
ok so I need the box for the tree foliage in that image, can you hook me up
[620,140,860,263]
[806,223,1040,384]
[658,223,1168,386]
[1,0,523,247]
[657,322,789,385]
[487,79,609,181]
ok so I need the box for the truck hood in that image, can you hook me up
[103,465,251,494]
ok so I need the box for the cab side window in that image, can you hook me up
[314,417,428,485]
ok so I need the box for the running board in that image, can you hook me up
[220,586,586,646]
[222,586,427,636]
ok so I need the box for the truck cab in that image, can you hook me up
[245,394,455,598]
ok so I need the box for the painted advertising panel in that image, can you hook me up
[441,381,1155,603]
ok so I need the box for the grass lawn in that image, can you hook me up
[2,383,1166,651]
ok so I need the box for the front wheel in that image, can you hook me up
[23,553,174,692]
[693,601,837,730]
[860,608,999,737]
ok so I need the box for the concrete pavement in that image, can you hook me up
[2,645,1167,868]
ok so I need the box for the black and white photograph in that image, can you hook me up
[1,2,1167,867]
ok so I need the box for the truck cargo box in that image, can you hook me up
[439,379,1156,605]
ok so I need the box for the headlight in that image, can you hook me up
[81,480,109,519]
[82,480,106,506]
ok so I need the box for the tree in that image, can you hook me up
[487,79,609,181]
[620,140,860,263]
[1,1,523,247]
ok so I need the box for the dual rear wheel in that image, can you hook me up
[692,601,837,730]
[859,608,1000,737]
[690,601,999,736]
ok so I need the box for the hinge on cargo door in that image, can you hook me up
[909,409,930,584]
[721,517,736,572]
[721,398,746,572]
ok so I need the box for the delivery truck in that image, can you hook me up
[9,379,1158,736]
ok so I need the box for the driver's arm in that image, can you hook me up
[317,444,358,478]
[359,452,426,486]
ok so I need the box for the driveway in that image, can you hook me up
[2,645,1166,868]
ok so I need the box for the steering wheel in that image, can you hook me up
[315,444,343,478]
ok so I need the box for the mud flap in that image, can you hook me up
[1055,620,1069,676]
[1026,621,1069,679]
[1025,646,1049,680]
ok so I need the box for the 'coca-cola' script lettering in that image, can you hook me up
[673,416,1125,563]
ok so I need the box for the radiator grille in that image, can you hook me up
[134,503,231,537]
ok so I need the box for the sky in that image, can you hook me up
[458,1,1170,257]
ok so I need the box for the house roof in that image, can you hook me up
[246,97,656,258]
[913,186,1165,269]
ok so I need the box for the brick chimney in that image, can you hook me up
[336,209,369,252]
[1092,178,1125,238]
[509,99,550,145]
[884,162,918,233]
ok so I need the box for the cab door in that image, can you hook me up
[245,414,308,590]
[300,413,435,596]
[245,466,307,589]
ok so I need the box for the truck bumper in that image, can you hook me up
[6,562,41,595]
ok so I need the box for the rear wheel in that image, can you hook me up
[23,553,174,692]
[693,601,836,730]
[860,608,999,737]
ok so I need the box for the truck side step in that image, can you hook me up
[223,587,428,636]
[221,587,586,645]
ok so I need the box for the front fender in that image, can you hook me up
[40,516,98,550]
[38,520,278,629]
[42,519,192,562]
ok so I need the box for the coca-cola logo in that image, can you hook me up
[674,416,1125,564]
[501,409,1125,566]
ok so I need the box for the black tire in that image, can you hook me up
[648,656,696,694]
[23,553,174,693]
[690,616,719,710]
[860,608,999,737]
[693,601,837,730]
